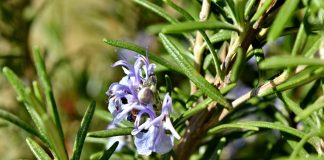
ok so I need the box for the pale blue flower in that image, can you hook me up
[132,93,180,155]
[107,54,180,155]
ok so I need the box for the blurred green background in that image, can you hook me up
[0,0,186,158]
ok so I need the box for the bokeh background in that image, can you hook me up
[0,0,186,158]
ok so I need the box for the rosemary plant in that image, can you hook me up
[1,0,323,159]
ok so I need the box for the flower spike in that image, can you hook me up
[107,53,180,155]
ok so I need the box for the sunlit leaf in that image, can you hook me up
[208,123,259,134]
[26,137,52,160]
[250,0,273,22]
[162,21,240,34]
[267,0,300,41]
[259,56,324,69]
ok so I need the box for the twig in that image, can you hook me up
[231,71,288,108]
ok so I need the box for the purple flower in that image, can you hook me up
[132,93,180,155]
[106,54,180,155]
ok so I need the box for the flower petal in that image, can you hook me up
[134,125,155,156]
[164,116,181,140]
[108,98,120,116]
[162,93,172,114]
[153,126,173,154]
[113,104,134,124]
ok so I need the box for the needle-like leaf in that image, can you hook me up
[71,101,96,160]
[26,137,52,160]
[159,33,231,109]
[87,128,133,138]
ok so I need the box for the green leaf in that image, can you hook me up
[267,0,300,41]
[277,92,320,131]
[234,0,246,26]
[87,127,133,138]
[246,48,263,60]
[275,67,324,92]
[224,0,237,24]
[103,39,182,73]
[200,31,225,80]
[174,98,213,128]
[41,114,68,160]
[163,0,195,21]
[260,67,324,97]
[304,36,322,58]
[244,0,256,19]
[32,81,43,102]
[159,33,231,109]
[136,0,228,79]
[208,123,259,134]
[4,52,66,160]
[185,89,204,108]
[300,80,321,107]
[203,31,232,47]
[132,0,194,43]
[99,141,119,160]
[0,108,46,142]
[291,23,307,56]
[250,0,273,22]
[33,47,51,92]
[277,92,303,115]
[85,137,110,144]
[176,83,236,128]
[286,140,309,158]
[90,151,104,160]
[166,34,195,60]
[203,54,214,70]
[2,67,28,101]
[220,83,237,95]
[24,91,66,160]
[2,68,45,116]
[295,102,324,122]
[259,56,324,69]
[162,21,240,34]
[33,47,65,147]
[161,20,226,79]
[231,121,319,149]
[71,101,96,160]
[211,0,229,19]
[230,47,245,82]
[133,0,177,24]
[290,131,319,159]
[26,137,52,160]
[4,66,73,159]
